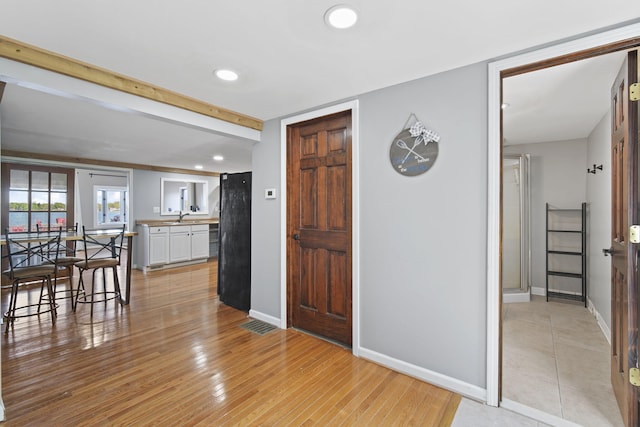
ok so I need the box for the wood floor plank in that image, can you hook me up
[1,261,460,425]
[247,350,354,425]
[309,360,381,425]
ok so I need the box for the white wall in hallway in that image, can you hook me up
[504,139,588,291]
[586,111,612,335]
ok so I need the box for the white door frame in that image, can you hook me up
[279,100,361,355]
[486,22,640,407]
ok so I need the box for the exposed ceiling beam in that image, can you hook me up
[1,150,220,177]
[0,35,263,131]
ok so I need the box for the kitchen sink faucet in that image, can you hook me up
[178,211,190,222]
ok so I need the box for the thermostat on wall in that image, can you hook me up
[265,188,277,199]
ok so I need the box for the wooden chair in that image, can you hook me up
[73,225,125,316]
[37,223,83,309]
[2,229,61,334]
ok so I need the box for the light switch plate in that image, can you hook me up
[265,188,277,199]
[153,206,160,213]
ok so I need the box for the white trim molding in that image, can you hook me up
[279,100,361,355]
[359,347,486,402]
[487,22,640,408]
[249,309,282,328]
[501,399,583,427]
[588,297,612,345]
[531,286,546,297]
[503,292,530,304]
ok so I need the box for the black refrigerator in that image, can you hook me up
[217,171,252,311]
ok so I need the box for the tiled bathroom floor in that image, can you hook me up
[502,296,624,427]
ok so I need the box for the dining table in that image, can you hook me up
[1,228,137,305]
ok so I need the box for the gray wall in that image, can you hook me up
[504,139,588,292]
[586,112,612,332]
[251,62,489,388]
[250,119,283,317]
[132,169,220,220]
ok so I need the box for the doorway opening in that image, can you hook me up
[501,49,634,426]
[279,100,360,354]
[487,22,640,425]
[285,109,353,347]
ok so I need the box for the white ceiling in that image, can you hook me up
[1,84,255,172]
[0,1,638,172]
[503,50,628,145]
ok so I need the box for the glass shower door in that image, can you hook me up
[502,154,531,296]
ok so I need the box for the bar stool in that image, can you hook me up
[2,229,61,334]
[73,225,125,316]
[37,223,83,309]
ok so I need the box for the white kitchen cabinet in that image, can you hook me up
[190,224,210,260]
[138,223,213,272]
[169,225,191,263]
[148,227,169,265]
[138,225,170,272]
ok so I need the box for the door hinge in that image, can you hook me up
[631,368,640,386]
[631,225,640,244]
[631,83,640,101]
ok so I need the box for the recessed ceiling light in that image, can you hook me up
[213,155,224,161]
[325,5,358,29]
[214,69,239,82]
[195,164,203,170]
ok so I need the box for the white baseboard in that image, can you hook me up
[358,346,486,402]
[501,398,583,427]
[244,315,485,402]
[587,298,611,345]
[503,292,530,303]
[248,310,282,328]
[532,286,587,298]
[243,318,485,402]
[531,286,545,296]
[139,258,207,273]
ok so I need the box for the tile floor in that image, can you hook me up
[452,398,552,427]
[501,295,624,427]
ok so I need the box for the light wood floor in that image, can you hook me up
[1,259,460,426]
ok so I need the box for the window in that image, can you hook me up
[95,186,128,226]
[1,163,75,232]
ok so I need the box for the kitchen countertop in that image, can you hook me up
[136,218,219,226]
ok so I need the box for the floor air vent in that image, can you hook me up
[240,319,277,336]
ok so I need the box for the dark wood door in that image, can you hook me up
[610,50,639,427]
[636,49,640,427]
[287,110,352,346]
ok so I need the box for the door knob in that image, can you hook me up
[603,247,614,256]
[293,234,300,241]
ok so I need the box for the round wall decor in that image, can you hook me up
[389,119,440,176]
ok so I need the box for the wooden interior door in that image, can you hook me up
[287,110,352,346]
[610,50,639,427]
[636,49,640,426]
